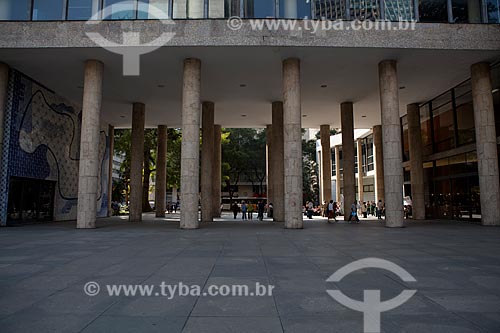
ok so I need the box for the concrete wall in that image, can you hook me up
[0,70,110,222]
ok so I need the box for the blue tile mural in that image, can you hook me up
[1,70,110,223]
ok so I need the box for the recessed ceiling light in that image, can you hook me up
[120,115,125,118]
[493,88,499,94]
[77,86,83,89]
[157,84,165,88]
[302,114,307,117]
[320,84,327,88]
[399,86,406,90]
[241,114,247,117]
[240,84,247,88]
[361,115,366,118]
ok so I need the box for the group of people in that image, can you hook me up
[231,201,269,221]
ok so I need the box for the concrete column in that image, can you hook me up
[379,60,404,227]
[407,103,425,220]
[341,102,355,220]
[334,145,341,202]
[373,125,385,203]
[107,125,114,217]
[212,124,222,218]
[283,58,303,229]
[471,62,500,226]
[266,125,274,206]
[320,125,332,204]
[129,102,145,222]
[77,60,103,229]
[272,102,285,222]
[172,186,178,203]
[201,102,214,222]
[180,58,201,229]
[357,139,364,202]
[155,125,168,218]
[0,63,8,168]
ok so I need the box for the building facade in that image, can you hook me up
[0,0,499,228]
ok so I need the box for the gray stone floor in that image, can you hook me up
[1,213,500,332]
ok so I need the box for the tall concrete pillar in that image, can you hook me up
[471,62,500,226]
[201,102,214,222]
[107,125,114,217]
[76,60,104,229]
[212,124,222,218]
[272,102,285,222]
[373,125,385,203]
[283,58,303,229]
[407,103,425,220]
[335,145,341,202]
[320,125,332,204]
[266,125,274,206]
[180,58,201,229]
[129,103,145,222]
[341,102,355,220]
[155,125,168,217]
[0,63,8,168]
[357,139,364,203]
[379,60,404,227]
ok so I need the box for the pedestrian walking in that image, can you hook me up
[347,200,360,223]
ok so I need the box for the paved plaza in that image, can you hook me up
[1,214,500,332]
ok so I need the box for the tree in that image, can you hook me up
[166,128,182,191]
[221,128,267,204]
[303,129,324,204]
[113,128,158,212]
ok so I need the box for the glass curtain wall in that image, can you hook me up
[32,0,65,20]
[67,0,100,20]
[0,0,31,20]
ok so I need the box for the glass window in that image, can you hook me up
[384,0,415,21]
[32,0,65,20]
[279,0,310,19]
[138,0,170,19]
[103,0,137,19]
[331,148,336,176]
[401,115,409,162]
[0,0,31,20]
[366,135,374,172]
[452,0,482,23]
[432,92,455,153]
[454,82,475,146]
[486,0,500,23]
[173,0,204,18]
[492,65,500,137]
[420,104,433,155]
[244,0,275,18]
[209,0,231,18]
[419,0,448,22]
[68,0,101,20]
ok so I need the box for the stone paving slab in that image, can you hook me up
[0,215,500,332]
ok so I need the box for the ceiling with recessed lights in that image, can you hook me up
[0,46,498,129]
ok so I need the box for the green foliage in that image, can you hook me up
[221,128,267,202]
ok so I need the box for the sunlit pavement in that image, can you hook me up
[1,214,500,332]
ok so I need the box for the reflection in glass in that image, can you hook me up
[418,0,448,22]
[138,0,170,19]
[432,92,454,153]
[0,0,31,20]
[68,0,101,20]
[279,0,311,18]
[486,0,500,22]
[173,0,204,18]
[244,0,275,18]
[32,0,65,20]
[103,0,136,19]
[384,0,415,21]
[209,0,232,18]
[420,103,433,155]
[452,0,482,23]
